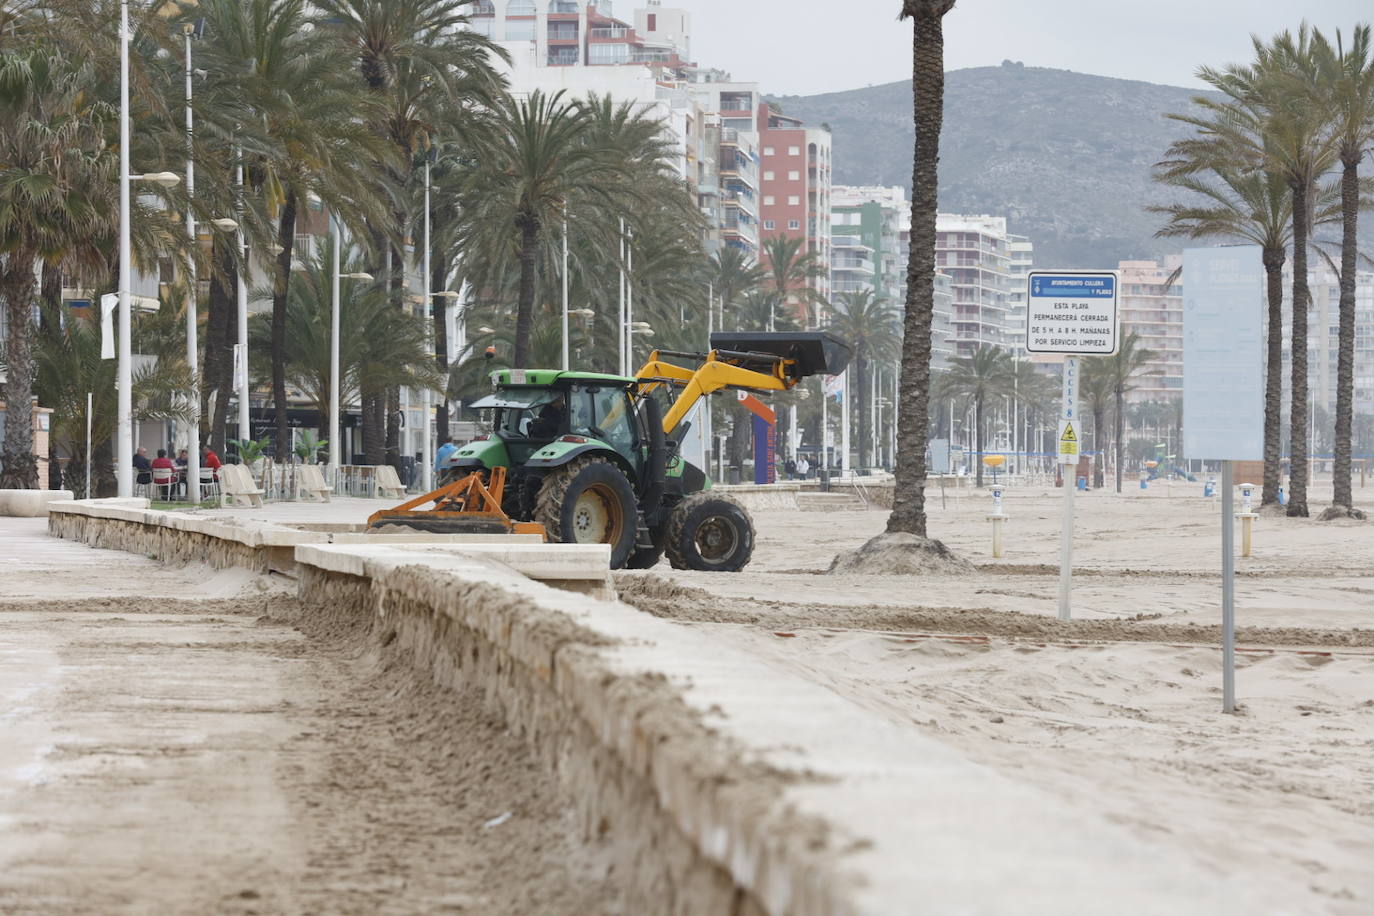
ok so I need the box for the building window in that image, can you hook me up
[788,170,800,181]
[763,146,774,156]
[763,170,774,181]
[505,17,536,39]
[788,145,800,156]
[764,220,776,230]
[508,0,535,12]
[788,219,800,230]
[589,43,628,64]
[763,195,775,206]
[647,12,656,30]
[788,195,800,206]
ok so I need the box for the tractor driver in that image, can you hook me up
[528,393,567,439]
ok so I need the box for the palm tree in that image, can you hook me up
[886,0,957,540]
[1096,333,1157,493]
[707,246,764,328]
[827,290,900,470]
[1079,358,1114,489]
[1168,27,1340,517]
[939,345,1011,487]
[32,306,193,497]
[248,239,440,440]
[459,90,638,368]
[0,44,118,488]
[760,234,827,328]
[1312,26,1374,520]
[1152,166,1287,506]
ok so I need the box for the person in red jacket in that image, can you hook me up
[200,443,222,480]
[151,449,177,497]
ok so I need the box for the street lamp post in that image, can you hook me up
[236,151,250,447]
[330,214,372,481]
[422,159,432,492]
[118,1,182,495]
[182,23,201,502]
[561,213,570,371]
[117,0,132,497]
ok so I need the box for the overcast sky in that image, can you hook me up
[681,0,1372,96]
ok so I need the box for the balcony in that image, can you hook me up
[546,47,580,65]
[589,26,630,38]
[832,257,875,273]
[547,24,579,41]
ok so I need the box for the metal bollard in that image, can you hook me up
[986,486,1009,558]
[1236,483,1258,558]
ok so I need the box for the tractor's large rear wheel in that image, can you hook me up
[665,492,754,572]
[535,457,638,568]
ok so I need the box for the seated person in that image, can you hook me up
[200,444,222,480]
[133,446,152,485]
[527,394,567,439]
[175,448,189,468]
[151,449,176,492]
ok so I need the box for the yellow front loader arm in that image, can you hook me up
[635,350,794,434]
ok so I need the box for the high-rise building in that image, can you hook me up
[1004,234,1034,347]
[1284,263,1374,418]
[757,105,832,317]
[830,185,908,306]
[935,214,1014,353]
[688,78,764,258]
[472,1,691,72]
[1117,258,1183,404]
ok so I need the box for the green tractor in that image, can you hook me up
[367,332,850,571]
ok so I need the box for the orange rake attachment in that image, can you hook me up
[366,467,547,537]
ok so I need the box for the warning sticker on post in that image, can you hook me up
[1058,420,1079,463]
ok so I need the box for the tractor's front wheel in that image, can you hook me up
[664,492,754,572]
[535,457,638,568]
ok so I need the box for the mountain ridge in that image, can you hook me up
[769,63,1219,268]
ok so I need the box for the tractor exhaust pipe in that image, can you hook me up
[640,395,667,520]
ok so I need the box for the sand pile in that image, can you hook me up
[827,531,977,576]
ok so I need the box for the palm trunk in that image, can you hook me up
[513,217,540,369]
[1114,387,1124,493]
[270,190,299,462]
[0,252,40,489]
[432,249,450,443]
[887,8,948,538]
[856,347,869,470]
[973,393,984,487]
[40,265,63,490]
[362,390,385,465]
[1288,180,1311,518]
[1261,245,1285,506]
[1329,156,1359,514]
[385,244,404,469]
[1093,405,1106,488]
[205,234,236,452]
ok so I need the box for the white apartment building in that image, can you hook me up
[935,214,1014,353]
[1004,233,1034,345]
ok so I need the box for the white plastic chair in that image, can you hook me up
[151,466,177,501]
[199,466,219,501]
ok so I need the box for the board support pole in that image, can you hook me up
[1221,459,1236,714]
[1057,356,1078,620]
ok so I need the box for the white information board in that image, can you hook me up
[1025,271,1120,355]
[1182,246,1264,460]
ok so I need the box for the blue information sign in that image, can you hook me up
[1025,270,1120,355]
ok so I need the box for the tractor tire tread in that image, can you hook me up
[534,457,637,568]
[664,491,754,572]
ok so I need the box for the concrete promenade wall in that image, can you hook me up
[44,498,1274,914]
